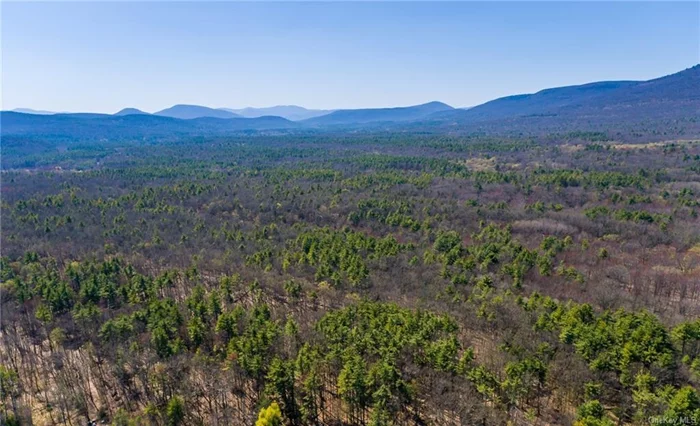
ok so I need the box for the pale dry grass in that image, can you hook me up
[460,157,497,172]
[512,218,578,236]
[560,144,584,153]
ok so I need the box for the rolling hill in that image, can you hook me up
[435,81,639,122]
[115,108,149,116]
[220,105,333,121]
[302,101,454,126]
[427,64,700,133]
[11,108,58,115]
[0,111,298,142]
[154,104,241,119]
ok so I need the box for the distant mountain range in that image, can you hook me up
[15,105,334,121]
[4,64,698,139]
[1,112,297,141]
[425,64,700,133]
[11,108,62,115]
[12,103,447,123]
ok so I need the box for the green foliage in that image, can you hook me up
[584,205,671,227]
[255,402,282,426]
[350,198,421,230]
[533,299,675,385]
[664,386,700,420]
[227,304,279,377]
[433,230,462,253]
[0,365,20,400]
[265,357,298,421]
[314,301,468,418]
[285,227,411,286]
[165,396,186,426]
[672,319,700,359]
[575,400,614,426]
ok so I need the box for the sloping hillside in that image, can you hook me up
[114,108,149,116]
[431,65,700,124]
[303,101,454,126]
[421,65,700,135]
[221,105,333,121]
[0,112,298,142]
[155,104,241,119]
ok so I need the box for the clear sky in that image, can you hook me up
[2,1,699,113]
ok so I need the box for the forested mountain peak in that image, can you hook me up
[114,107,150,116]
[154,104,242,119]
[302,101,454,126]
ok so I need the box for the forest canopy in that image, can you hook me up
[1,132,699,425]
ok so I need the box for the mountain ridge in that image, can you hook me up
[303,101,454,126]
[220,105,333,121]
[11,108,59,115]
[115,108,149,116]
[1,111,298,140]
[4,65,698,138]
[154,104,241,119]
[428,65,700,128]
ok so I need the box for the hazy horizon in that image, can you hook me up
[3,1,699,113]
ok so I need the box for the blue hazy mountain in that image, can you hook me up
[434,81,639,122]
[154,104,241,119]
[1,112,297,141]
[6,65,698,138]
[429,65,700,127]
[115,108,150,116]
[220,106,333,121]
[302,101,454,126]
[11,108,59,115]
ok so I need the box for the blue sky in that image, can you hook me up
[2,1,698,113]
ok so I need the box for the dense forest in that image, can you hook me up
[1,130,700,425]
